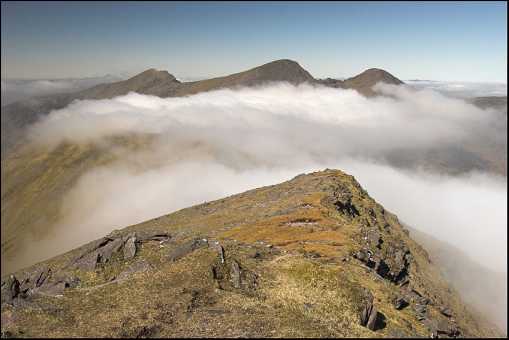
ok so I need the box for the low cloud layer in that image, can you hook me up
[14,82,508,329]
[1,75,122,105]
[406,80,507,98]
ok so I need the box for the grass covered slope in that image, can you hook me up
[1,169,502,338]
[1,135,155,275]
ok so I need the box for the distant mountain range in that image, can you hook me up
[1,59,405,158]
[1,61,506,338]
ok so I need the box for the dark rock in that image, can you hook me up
[123,236,137,260]
[359,292,374,326]
[334,196,360,217]
[413,303,427,321]
[167,238,208,262]
[230,260,241,289]
[135,230,171,242]
[424,317,460,337]
[77,237,110,259]
[212,258,257,293]
[359,292,385,331]
[393,296,409,310]
[73,251,100,271]
[1,276,20,304]
[98,238,124,263]
[209,241,225,263]
[440,307,453,318]
[32,267,51,288]
[52,273,80,289]
[366,305,379,330]
[367,230,382,249]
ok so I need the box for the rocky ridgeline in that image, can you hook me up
[1,230,171,306]
[331,188,462,338]
[1,229,261,314]
[1,170,500,337]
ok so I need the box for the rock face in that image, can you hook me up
[123,236,137,260]
[167,238,208,262]
[1,276,20,304]
[0,170,503,337]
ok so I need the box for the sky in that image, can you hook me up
[1,1,507,82]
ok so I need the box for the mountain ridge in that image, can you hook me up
[1,169,502,337]
[0,59,403,159]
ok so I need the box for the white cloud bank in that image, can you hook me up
[27,82,506,272]
[405,80,507,98]
[17,83,507,330]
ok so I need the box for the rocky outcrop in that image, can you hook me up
[359,291,384,331]
[0,170,501,337]
[0,276,20,304]
[69,230,170,271]
[167,238,208,262]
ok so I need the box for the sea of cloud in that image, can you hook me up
[15,82,507,330]
[27,82,506,271]
[405,80,507,98]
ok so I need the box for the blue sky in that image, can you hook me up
[1,1,507,82]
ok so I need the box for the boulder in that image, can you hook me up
[393,296,409,310]
[359,291,385,331]
[167,238,208,262]
[73,251,100,271]
[135,230,171,242]
[123,236,137,260]
[440,307,453,318]
[98,238,124,263]
[230,260,241,289]
[1,276,20,304]
[209,241,225,263]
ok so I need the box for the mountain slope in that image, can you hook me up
[342,68,404,97]
[1,169,502,337]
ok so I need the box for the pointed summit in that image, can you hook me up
[175,59,316,95]
[78,68,181,99]
[343,68,404,96]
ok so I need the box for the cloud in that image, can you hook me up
[29,83,503,163]
[405,80,507,98]
[1,75,122,105]
[14,82,508,330]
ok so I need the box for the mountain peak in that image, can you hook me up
[129,68,178,83]
[342,68,404,96]
[352,68,404,85]
[250,59,315,83]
